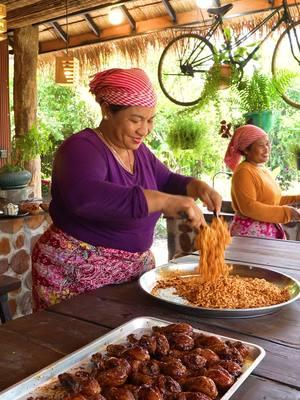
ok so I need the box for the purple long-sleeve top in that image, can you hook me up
[50,128,191,252]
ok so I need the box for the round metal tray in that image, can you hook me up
[139,262,300,318]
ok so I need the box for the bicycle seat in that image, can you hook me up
[207,3,233,17]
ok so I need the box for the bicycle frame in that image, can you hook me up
[196,0,299,69]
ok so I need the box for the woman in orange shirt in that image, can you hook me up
[224,125,300,239]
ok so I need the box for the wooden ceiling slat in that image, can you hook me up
[121,5,137,31]
[83,13,101,36]
[49,21,67,42]
[162,0,177,23]
[7,0,126,30]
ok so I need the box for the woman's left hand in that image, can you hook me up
[186,179,222,214]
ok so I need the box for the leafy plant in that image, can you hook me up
[0,125,52,173]
[167,117,207,150]
[289,142,300,169]
[237,70,294,113]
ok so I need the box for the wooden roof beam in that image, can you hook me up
[120,5,136,32]
[162,0,177,23]
[49,21,68,43]
[83,13,100,36]
[39,0,300,54]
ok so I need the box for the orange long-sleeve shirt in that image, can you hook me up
[231,161,300,224]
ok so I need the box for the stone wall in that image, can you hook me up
[167,213,300,260]
[0,212,51,319]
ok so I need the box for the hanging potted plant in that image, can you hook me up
[237,70,294,132]
[167,116,208,151]
[289,143,300,170]
[0,125,51,190]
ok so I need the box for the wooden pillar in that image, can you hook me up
[0,38,10,169]
[13,25,41,198]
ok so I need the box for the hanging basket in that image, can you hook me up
[244,110,275,133]
[210,64,234,90]
[296,155,300,170]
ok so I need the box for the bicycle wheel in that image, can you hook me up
[158,33,215,106]
[272,21,300,109]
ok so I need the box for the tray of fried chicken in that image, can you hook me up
[0,317,265,400]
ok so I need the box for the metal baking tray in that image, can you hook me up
[139,262,300,318]
[0,316,265,400]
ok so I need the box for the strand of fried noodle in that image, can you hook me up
[194,217,231,283]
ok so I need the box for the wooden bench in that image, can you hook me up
[0,275,21,323]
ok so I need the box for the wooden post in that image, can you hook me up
[13,25,41,198]
[0,38,10,169]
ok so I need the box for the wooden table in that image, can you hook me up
[0,236,299,399]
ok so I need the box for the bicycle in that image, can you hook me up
[158,0,300,107]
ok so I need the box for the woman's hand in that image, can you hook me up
[162,194,207,230]
[290,207,300,221]
[186,179,222,214]
[143,189,207,230]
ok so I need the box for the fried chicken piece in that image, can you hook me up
[226,341,249,359]
[168,334,194,352]
[153,333,170,358]
[122,346,150,362]
[107,345,128,358]
[104,357,131,375]
[91,353,106,370]
[169,392,213,400]
[205,367,234,390]
[96,367,128,387]
[155,375,181,395]
[153,323,193,336]
[218,347,243,365]
[180,353,207,371]
[214,360,242,377]
[63,395,88,400]
[139,335,157,356]
[59,373,81,393]
[122,384,141,400]
[139,360,160,376]
[183,376,218,399]
[159,360,187,379]
[138,385,163,400]
[130,372,156,385]
[194,335,228,355]
[193,349,220,366]
[104,386,136,400]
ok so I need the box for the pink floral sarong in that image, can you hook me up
[230,214,286,239]
[32,225,155,311]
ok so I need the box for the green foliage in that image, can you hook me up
[218,28,259,65]
[1,125,52,173]
[0,164,23,173]
[37,76,99,177]
[267,106,299,189]
[238,70,293,112]
[11,125,52,168]
[167,117,207,150]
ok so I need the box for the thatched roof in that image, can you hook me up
[4,0,300,68]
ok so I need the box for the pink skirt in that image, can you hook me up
[230,214,286,240]
[32,225,155,311]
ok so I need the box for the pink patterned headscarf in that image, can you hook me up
[224,125,268,171]
[89,68,157,107]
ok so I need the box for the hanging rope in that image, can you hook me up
[65,0,69,55]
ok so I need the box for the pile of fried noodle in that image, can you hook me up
[153,218,290,309]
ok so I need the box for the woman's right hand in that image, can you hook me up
[161,194,207,230]
[143,189,207,230]
[290,207,300,221]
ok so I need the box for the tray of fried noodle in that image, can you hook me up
[139,218,300,318]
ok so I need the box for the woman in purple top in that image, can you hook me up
[32,68,222,311]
